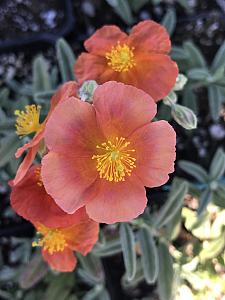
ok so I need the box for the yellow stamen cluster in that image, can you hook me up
[105,42,136,72]
[15,105,41,137]
[32,224,67,255]
[34,167,43,187]
[92,137,136,182]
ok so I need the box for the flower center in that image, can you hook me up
[92,137,136,182]
[15,105,42,137]
[32,224,67,254]
[34,167,43,187]
[105,42,136,73]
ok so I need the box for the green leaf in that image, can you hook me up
[171,46,189,61]
[182,86,198,114]
[128,0,149,12]
[157,241,174,300]
[34,90,55,104]
[138,227,159,284]
[197,188,213,215]
[155,181,188,229]
[209,148,225,181]
[187,68,209,81]
[211,40,225,72]
[0,134,21,168]
[19,252,48,289]
[106,0,134,25]
[161,9,176,36]
[121,259,144,288]
[77,253,104,284]
[120,223,136,281]
[0,119,15,132]
[171,103,197,130]
[93,239,121,257]
[199,235,225,261]
[0,88,10,108]
[56,38,76,82]
[83,285,110,300]
[32,55,51,93]
[183,41,207,68]
[178,160,208,183]
[208,85,224,121]
[164,208,182,241]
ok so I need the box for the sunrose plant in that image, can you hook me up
[41,81,176,224]
[75,20,178,102]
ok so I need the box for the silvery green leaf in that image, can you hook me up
[138,227,159,284]
[208,66,225,83]
[0,119,15,132]
[171,46,189,61]
[164,208,182,241]
[183,41,207,68]
[209,148,225,181]
[187,68,209,81]
[161,8,176,36]
[197,188,213,215]
[128,0,149,12]
[178,160,208,183]
[182,85,198,114]
[0,134,21,168]
[173,74,188,91]
[171,103,197,130]
[56,38,76,82]
[155,181,188,229]
[157,241,174,300]
[120,223,136,281]
[93,239,121,257]
[34,90,55,104]
[211,40,225,72]
[208,85,224,121]
[163,91,177,106]
[82,285,110,300]
[32,55,52,93]
[79,80,98,103]
[121,259,144,288]
[106,0,134,25]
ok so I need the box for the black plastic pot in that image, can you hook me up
[0,0,75,53]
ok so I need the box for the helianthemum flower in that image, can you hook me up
[10,164,88,228]
[13,81,78,185]
[75,20,178,102]
[41,81,176,224]
[31,214,99,272]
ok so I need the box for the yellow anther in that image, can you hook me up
[92,137,136,182]
[32,224,67,255]
[34,167,43,187]
[105,42,136,72]
[15,104,42,137]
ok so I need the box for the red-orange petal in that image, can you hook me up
[62,212,99,255]
[10,165,88,228]
[41,152,97,214]
[85,176,147,224]
[84,25,127,55]
[131,120,176,187]
[93,81,157,138]
[129,20,171,54]
[133,53,178,101]
[42,248,77,272]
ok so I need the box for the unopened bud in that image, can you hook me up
[171,104,197,130]
[78,80,98,103]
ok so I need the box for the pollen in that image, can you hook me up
[105,42,136,73]
[35,167,43,187]
[92,137,136,182]
[32,224,67,255]
[15,105,42,137]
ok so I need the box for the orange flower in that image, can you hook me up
[41,81,176,224]
[32,214,99,272]
[10,164,88,228]
[13,81,78,185]
[75,20,178,102]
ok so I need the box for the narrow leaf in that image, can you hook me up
[93,239,121,257]
[212,40,225,72]
[0,134,21,167]
[183,41,207,68]
[187,68,209,81]
[208,85,223,121]
[197,188,213,215]
[106,0,134,25]
[138,227,159,284]
[120,223,136,281]
[32,55,51,93]
[157,241,174,300]
[161,9,176,36]
[178,160,208,183]
[56,38,76,82]
[209,148,225,181]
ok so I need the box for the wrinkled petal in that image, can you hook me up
[42,248,77,272]
[44,97,103,154]
[10,165,87,228]
[131,120,176,187]
[134,53,178,101]
[42,152,97,214]
[85,177,147,224]
[84,25,127,55]
[62,212,99,255]
[129,20,171,54]
[93,81,157,138]
[75,53,107,84]
[13,143,39,185]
